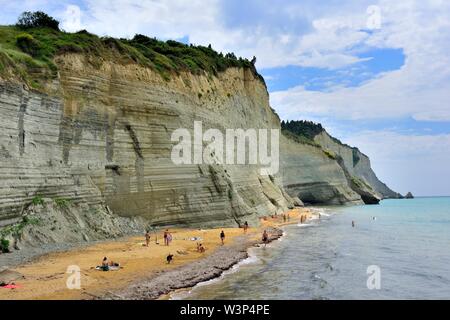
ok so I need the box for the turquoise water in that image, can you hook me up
[177,198,450,300]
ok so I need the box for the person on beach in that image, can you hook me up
[243,221,249,233]
[262,230,269,247]
[100,257,119,271]
[164,229,170,246]
[167,232,173,245]
[220,230,225,245]
[283,214,287,223]
[101,257,109,271]
[287,213,290,221]
[145,231,151,247]
[167,253,174,264]
[198,244,205,253]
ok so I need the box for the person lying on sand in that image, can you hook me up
[167,253,174,264]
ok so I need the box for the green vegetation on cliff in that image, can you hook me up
[281,120,364,161]
[281,120,324,147]
[0,11,263,88]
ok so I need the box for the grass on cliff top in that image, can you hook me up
[0,25,264,88]
[281,120,323,147]
[281,120,364,157]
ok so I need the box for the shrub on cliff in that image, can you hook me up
[281,120,325,140]
[323,149,337,160]
[16,33,41,57]
[0,238,10,253]
[1,12,264,88]
[16,11,60,31]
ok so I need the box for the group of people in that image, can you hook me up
[105,216,283,270]
[282,213,291,223]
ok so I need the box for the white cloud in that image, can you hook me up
[61,4,81,32]
[272,0,450,121]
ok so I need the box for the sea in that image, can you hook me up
[173,197,450,300]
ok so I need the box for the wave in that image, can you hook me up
[297,223,315,228]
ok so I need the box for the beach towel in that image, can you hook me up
[95,265,121,271]
[0,284,20,289]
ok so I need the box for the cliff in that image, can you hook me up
[0,25,399,248]
[313,130,401,199]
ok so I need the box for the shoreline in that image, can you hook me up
[114,226,285,300]
[111,209,315,300]
[162,228,288,300]
[0,208,314,300]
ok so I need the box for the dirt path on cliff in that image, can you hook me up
[0,208,312,300]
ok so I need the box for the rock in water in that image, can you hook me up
[405,192,414,199]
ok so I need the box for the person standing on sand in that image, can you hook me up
[167,253,174,264]
[220,230,225,245]
[243,221,249,233]
[262,230,269,247]
[145,231,151,247]
[164,229,169,246]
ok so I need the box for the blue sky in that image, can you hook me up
[1,0,449,196]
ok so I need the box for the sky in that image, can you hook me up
[0,0,449,196]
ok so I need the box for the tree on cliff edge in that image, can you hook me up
[16,11,60,31]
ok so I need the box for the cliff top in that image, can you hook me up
[0,11,264,90]
[281,120,364,154]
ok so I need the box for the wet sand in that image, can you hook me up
[0,208,313,300]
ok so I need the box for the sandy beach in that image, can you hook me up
[0,208,313,300]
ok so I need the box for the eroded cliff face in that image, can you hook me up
[280,136,363,205]
[314,131,401,199]
[0,52,398,247]
[0,53,294,234]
